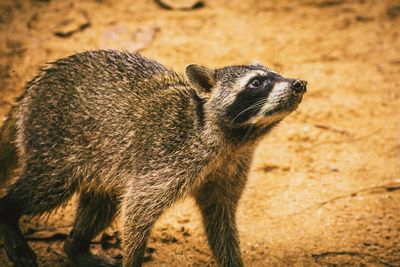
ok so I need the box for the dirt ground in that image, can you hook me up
[0,0,399,266]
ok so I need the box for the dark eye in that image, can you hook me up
[248,79,263,89]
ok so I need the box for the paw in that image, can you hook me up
[6,243,38,267]
[70,253,119,267]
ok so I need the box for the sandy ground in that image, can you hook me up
[0,0,399,266]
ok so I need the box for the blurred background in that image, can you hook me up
[0,0,399,266]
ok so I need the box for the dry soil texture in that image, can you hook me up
[0,0,399,266]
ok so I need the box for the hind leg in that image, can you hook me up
[64,191,119,267]
[0,198,37,267]
[0,172,76,267]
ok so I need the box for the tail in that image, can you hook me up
[0,111,18,187]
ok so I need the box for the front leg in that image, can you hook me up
[194,173,247,267]
[121,175,190,267]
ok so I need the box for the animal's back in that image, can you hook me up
[0,51,307,267]
[10,50,179,191]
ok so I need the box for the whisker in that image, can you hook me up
[240,101,267,143]
[230,99,268,124]
[241,121,257,144]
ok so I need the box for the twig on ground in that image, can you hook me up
[305,127,382,151]
[25,232,68,242]
[154,0,204,10]
[280,180,400,217]
[312,251,396,267]
[314,123,350,135]
[46,246,67,259]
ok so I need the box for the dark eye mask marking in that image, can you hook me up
[226,79,273,124]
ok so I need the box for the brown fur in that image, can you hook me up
[0,50,306,267]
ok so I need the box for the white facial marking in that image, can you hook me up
[249,111,290,125]
[266,68,278,75]
[259,81,291,115]
[237,70,267,89]
[220,70,268,107]
[246,81,292,125]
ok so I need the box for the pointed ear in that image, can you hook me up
[185,64,216,93]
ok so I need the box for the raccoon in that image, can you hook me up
[0,50,306,267]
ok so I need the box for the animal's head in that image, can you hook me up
[185,62,307,143]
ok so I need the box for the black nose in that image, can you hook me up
[290,79,307,94]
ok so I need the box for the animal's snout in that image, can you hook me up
[290,79,307,95]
